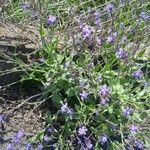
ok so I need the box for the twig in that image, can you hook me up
[6,93,42,113]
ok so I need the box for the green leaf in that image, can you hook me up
[140,112,148,120]
[30,131,44,143]
[103,43,112,48]
[52,91,62,108]
[93,64,101,72]
[38,23,45,37]
[46,112,53,124]
[66,86,79,97]
[57,78,70,91]
[137,48,146,58]
[45,83,58,93]
[85,94,96,107]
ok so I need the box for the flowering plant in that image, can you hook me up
[1,0,149,150]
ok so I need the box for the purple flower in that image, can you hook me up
[107,35,113,42]
[116,48,127,59]
[129,125,139,133]
[99,84,110,97]
[122,106,133,117]
[85,139,93,149]
[99,134,108,144]
[94,10,100,18]
[37,144,43,150]
[79,91,89,100]
[47,15,56,24]
[60,102,73,115]
[94,10,101,26]
[46,127,52,133]
[6,144,13,150]
[80,139,93,150]
[43,135,49,142]
[17,129,24,139]
[132,69,142,79]
[77,137,82,144]
[21,2,30,10]
[134,139,144,149]
[100,98,108,105]
[139,11,146,17]
[140,11,150,20]
[124,145,132,150]
[11,129,24,143]
[82,25,92,39]
[107,31,117,43]
[78,126,88,136]
[104,3,113,13]
[25,143,32,150]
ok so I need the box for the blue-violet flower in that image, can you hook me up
[78,126,88,136]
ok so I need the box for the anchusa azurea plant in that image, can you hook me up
[28,2,149,148]
[2,0,150,149]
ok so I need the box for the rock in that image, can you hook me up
[0,22,41,87]
[0,22,40,50]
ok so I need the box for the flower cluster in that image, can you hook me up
[99,84,110,97]
[75,125,94,149]
[104,3,113,13]
[47,15,56,24]
[94,10,101,26]
[11,129,24,143]
[6,144,13,150]
[98,84,110,104]
[116,48,127,59]
[129,125,139,134]
[78,126,88,136]
[132,69,142,79]
[60,102,73,116]
[134,139,144,149]
[107,30,117,43]
[25,143,32,150]
[140,11,150,20]
[79,91,89,100]
[99,134,109,144]
[82,25,92,39]
[2,0,149,149]
[122,106,133,117]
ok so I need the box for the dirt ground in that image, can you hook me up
[0,81,44,150]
